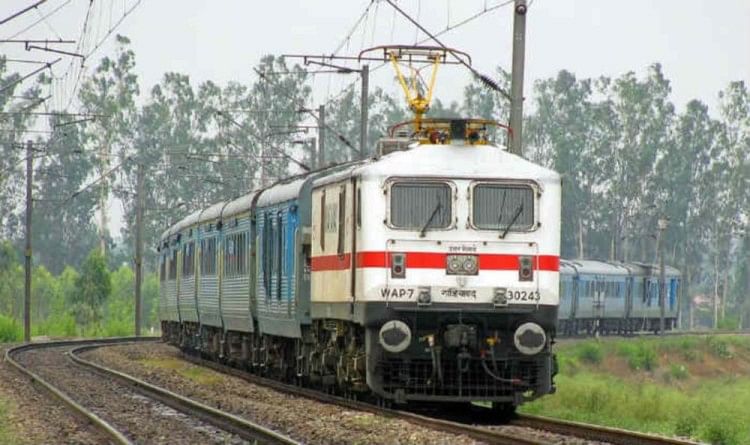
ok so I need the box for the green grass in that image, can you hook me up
[0,315,21,342]
[141,358,224,386]
[521,335,750,445]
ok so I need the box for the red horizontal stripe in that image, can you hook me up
[310,253,351,271]
[311,251,560,272]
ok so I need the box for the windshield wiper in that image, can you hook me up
[419,201,442,238]
[496,190,508,232]
[500,204,524,239]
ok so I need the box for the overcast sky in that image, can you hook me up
[2,0,748,236]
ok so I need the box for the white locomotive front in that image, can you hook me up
[309,118,561,407]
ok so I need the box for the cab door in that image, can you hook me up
[311,180,355,318]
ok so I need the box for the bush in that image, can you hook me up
[0,315,21,342]
[576,342,604,364]
[34,312,77,338]
[668,363,690,381]
[717,315,740,330]
[617,341,658,371]
[707,337,734,359]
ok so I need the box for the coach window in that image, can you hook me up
[169,249,177,280]
[472,183,534,231]
[200,237,217,276]
[389,181,452,230]
[182,241,195,277]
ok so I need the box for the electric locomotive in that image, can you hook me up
[158,46,561,411]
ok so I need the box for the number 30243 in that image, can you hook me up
[507,290,540,302]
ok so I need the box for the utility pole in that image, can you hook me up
[657,217,669,335]
[318,104,326,168]
[134,162,144,336]
[509,0,528,156]
[359,64,369,157]
[24,140,33,342]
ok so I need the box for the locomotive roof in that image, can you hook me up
[313,144,559,187]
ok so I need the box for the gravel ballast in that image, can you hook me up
[84,342,613,445]
[14,344,248,445]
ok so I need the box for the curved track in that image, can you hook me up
[7,338,299,445]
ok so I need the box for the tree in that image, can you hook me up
[78,35,140,255]
[0,241,22,319]
[33,118,98,273]
[73,249,112,328]
[525,70,600,258]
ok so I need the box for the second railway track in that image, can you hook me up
[6,338,299,445]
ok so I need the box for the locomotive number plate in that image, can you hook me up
[507,290,541,302]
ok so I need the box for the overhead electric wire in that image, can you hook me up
[83,0,141,59]
[331,0,376,57]
[35,5,63,40]
[320,0,514,110]
[53,155,131,209]
[383,0,511,99]
[60,0,93,112]
[0,0,49,27]
[4,0,73,40]
[0,58,60,96]
[253,67,361,157]
[214,109,310,171]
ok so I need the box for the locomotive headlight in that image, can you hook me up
[513,322,546,355]
[448,257,462,274]
[446,254,478,276]
[462,256,478,274]
[417,286,432,306]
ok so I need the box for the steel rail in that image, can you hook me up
[177,350,704,445]
[174,351,550,445]
[512,414,701,445]
[559,329,750,341]
[70,344,299,445]
[5,337,158,445]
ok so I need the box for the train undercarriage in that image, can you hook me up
[557,317,677,336]
[161,307,557,412]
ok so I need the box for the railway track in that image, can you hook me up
[6,338,299,445]
[559,329,750,341]
[510,415,700,445]
[168,347,702,445]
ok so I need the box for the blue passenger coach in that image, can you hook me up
[558,259,680,335]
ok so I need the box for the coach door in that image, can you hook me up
[311,180,355,318]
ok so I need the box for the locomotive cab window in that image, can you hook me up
[472,183,534,231]
[389,181,452,230]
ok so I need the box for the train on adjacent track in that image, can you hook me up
[558,260,680,336]
[158,117,562,412]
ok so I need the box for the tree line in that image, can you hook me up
[0,35,747,331]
